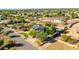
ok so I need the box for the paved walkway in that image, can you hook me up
[3,28,38,50]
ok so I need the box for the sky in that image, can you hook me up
[0,0,79,9]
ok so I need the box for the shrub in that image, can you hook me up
[45,23,56,35]
[61,34,68,41]
[36,31,48,42]
[29,29,37,37]
[9,47,16,50]
[3,36,14,45]
[0,40,4,46]
[45,26,55,34]
[61,20,67,25]
[21,33,28,38]
[29,29,48,42]
[61,34,77,44]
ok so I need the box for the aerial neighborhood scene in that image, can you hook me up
[0,9,79,50]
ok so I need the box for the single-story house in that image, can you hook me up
[32,24,45,31]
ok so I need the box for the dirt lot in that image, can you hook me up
[41,41,79,50]
[26,37,79,50]
[67,23,79,39]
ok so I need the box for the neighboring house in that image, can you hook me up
[56,28,63,32]
[53,20,61,23]
[31,17,39,21]
[24,20,30,23]
[42,17,62,24]
[7,25,13,28]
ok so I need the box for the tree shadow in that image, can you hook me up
[48,37,57,43]
[0,44,14,50]
[0,43,24,50]
[40,36,57,46]
[15,43,24,47]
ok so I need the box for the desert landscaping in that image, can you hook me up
[0,9,79,50]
